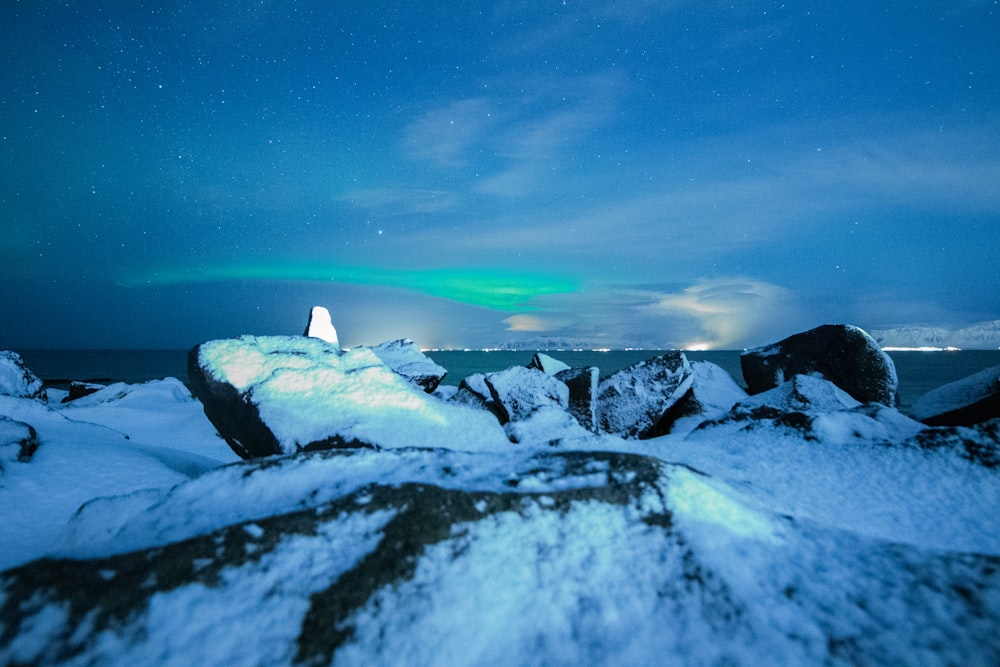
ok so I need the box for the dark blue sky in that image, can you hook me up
[3,1,999,349]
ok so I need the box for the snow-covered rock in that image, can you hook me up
[3,334,1000,666]
[188,335,509,458]
[657,361,749,436]
[912,363,1000,426]
[3,447,1000,667]
[0,416,39,470]
[365,338,447,393]
[449,372,498,417]
[741,324,899,406]
[481,366,568,425]
[0,351,47,402]
[691,374,924,444]
[556,366,599,433]
[527,352,571,375]
[597,352,694,439]
[303,305,340,348]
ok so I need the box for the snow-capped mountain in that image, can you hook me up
[871,320,1000,349]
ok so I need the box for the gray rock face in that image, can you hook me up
[365,339,447,393]
[740,324,899,406]
[0,351,47,402]
[597,352,694,439]
[556,366,599,433]
[912,363,1000,426]
[188,336,508,458]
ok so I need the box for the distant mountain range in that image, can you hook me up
[869,320,1000,350]
[494,322,1000,352]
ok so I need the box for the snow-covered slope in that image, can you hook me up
[1,355,999,665]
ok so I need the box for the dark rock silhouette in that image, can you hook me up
[741,324,898,406]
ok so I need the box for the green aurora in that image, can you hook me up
[122,262,579,312]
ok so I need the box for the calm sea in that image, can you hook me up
[13,348,1000,415]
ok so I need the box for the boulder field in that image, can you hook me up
[1,319,999,666]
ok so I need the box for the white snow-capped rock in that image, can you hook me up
[303,305,340,347]
[527,352,571,375]
[189,335,510,458]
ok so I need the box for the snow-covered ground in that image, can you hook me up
[2,356,999,665]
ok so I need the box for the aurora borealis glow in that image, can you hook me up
[3,2,999,349]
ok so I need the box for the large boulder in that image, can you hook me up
[188,335,508,458]
[365,339,447,393]
[740,324,898,406]
[4,447,1000,666]
[911,363,1000,426]
[596,352,694,439]
[0,351,47,402]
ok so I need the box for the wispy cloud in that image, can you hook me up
[341,187,459,215]
[401,98,500,168]
[500,277,810,349]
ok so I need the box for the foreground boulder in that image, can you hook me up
[741,324,898,406]
[188,336,508,458]
[597,352,694,439]
[3,447,999,667]
[912,363,1000,426]
[0,351,47,402]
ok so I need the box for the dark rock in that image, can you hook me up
[556,366,599,433]
[740,324,898,406]
[61,381,105,404]
[365,338,447,393]
[0,351,47,402]
[482,366,568,425]
[0,417,40,471]
[911,363,1000,426]
[596,352,694,439]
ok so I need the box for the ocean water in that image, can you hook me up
[13,348,1000,416]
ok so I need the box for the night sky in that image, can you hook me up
[3,1,999,350]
